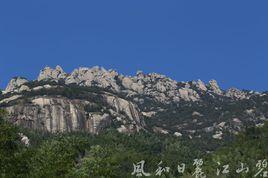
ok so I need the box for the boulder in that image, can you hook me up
[38,65,67,81]
[5,77,29,93]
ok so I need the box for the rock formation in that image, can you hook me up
[226,88,248,100]
[208,79,223,95]
[4,77,29,93]
[1,65,267,139]
[5,94,143,134]
[38,65,67,81]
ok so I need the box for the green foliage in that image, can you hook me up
[70,145,119,178]
[0,111,32,178]
[203,122,268,178]
[0,106,267,177]
[29,134,90,177]
[0,109,7,118]
[84,103,102,113]
[0,119,201,178]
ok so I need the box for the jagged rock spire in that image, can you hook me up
[208,79,222,95]
[226,87,247,99]
[38,65,67,81]
[5,77,29,93]
[196,79,207,91]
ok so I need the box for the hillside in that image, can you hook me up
[0,108,267,177]
[1,66,267,149]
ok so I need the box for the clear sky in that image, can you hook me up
[0,1,267,91]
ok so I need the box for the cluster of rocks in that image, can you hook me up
[4,77,30,94]
[1,65,265,138]
[5,94,144,134]
[226,88,248,100]
[3,66,251,103]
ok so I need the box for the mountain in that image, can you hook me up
[1,65,268,143]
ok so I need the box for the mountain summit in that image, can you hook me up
[4,65,251,101]
[0,66,267,141]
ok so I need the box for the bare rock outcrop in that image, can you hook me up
[195,79,207,92]
[208,79,223,95]
[1,65,267,139]
[226,88,248,100]
[38,65,67,81]
[105,95,144,131]
[4,77,29,93]
[5,94,144,134]
[6,97,92,133]
[65,67,120,92]
[122,77,144,94]
[21,66,239,104]
[178,88,200,101]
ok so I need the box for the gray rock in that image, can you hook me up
[5,95,144,134]
[226,87,247,100]
[5,77,29,93]
[208,79,222,95]
[196,79,207,91]
[65,67,120,92]
[178,88,200,101]
[19,133,30,147]
[38,65,67,81]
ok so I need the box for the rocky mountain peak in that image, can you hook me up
[1,65,267,140]
[55,65,64,72]
[196,79,208,91]
[208,79,222,95]
[3,66,256,103]
[65,66,120,92]
[136,70,145,79]
[4,77,29,93]
[38,65,67,81]
[226,87,248,100]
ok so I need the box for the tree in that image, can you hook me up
[30,135,89,177]
[0,109,31,177]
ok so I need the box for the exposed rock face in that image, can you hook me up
[208,79,222,95]
[196,79,207,92]
[5,66,254,104]
[35,66,206,103]
[4,66,261,105]
[0,95,22,104]
[226,88,248,100]
[4,77,29,93]
[2,65,267,138]
[18,85,31,93]
[142,111,156,118]
[38,65,67,81]
[153,127,169,134]
[5,95,143,134]
[178,88,200,101]
[65,67,120,92]
[105,95,143,129]
[174,132,183,137]
[7,97,90,133]
[122,77,144,94]
[212,131,223,140]
[192,111,203,117]
[19,133,30,147]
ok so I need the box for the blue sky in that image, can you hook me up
[0,1,267,91]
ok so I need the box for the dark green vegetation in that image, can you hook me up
[203,122,268,178]
[1,80,268,146]
[0,108,267,178]
[0,108,201,178]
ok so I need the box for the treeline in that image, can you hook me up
[0,109,267,177]
[0,109,201,178]
[203,122,268,178]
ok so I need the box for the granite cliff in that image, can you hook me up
[1,66,267,139]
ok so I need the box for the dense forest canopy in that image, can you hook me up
[0,108,267,177]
